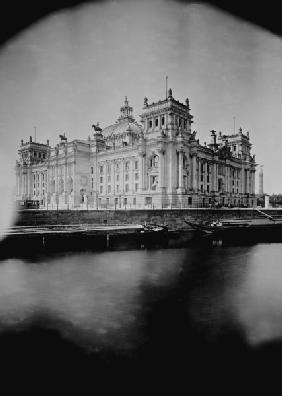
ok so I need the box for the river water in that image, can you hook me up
[0,242,281,388]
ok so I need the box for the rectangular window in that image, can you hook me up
[145,197,152,206]
[135,183,138,192]
[100,176,103,183]
[91,167,94,174]
[201,175,203,182]
[100,186,103,193]
[116,174,119,182]
[106,198,109,206]
[116,185,119,192]
[207,185,210,193]
[125,162,130,171]
[201,185,203,192]
[98,198,101,206]
[207,176,209,183]
[107,185,111,193]
[155,118,158,127]
[125,174,129,181]
[99,165,103,174]
[108,175,111,183]
[107,164,111,173]
[161,116,165,126]
[92,178,94,189]
[123,197,127,206]
[125,184,129,192]
[134,161,138,170]
[188,197,192,205]
[149,120,152,128]
[135,173,139,180]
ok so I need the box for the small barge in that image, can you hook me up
[0,223,168,258]
[185,215,282,242]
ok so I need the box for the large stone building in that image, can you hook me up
[16,89,257,209]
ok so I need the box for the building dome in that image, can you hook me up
[102,97,142,138]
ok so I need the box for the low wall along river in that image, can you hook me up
[15,208,282,231]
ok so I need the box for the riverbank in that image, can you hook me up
[15,208,282,231]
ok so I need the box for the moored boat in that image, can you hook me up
[185,217,282,240]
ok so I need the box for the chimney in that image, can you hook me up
[47,139,49,146]
[29,136,32,143]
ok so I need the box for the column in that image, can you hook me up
[159,150,164,189]
[213,163,217,192]
[177,149,185,193]
[192,155,198,192]
[204,161,207,192]
[39,172,43,202]
[168,142,176,192]
[246,169,250,194]
[55,162,58,194]
[27,168,32,199]
[241,167,245,195]
[198,160,201,191]
[73,161,76,207]
[122,158,125,194]
[138,153,144,191]
[46,166,50,206]
[64,162,67,204]
[178,150,183,188]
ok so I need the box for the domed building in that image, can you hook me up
[16,89,257,209]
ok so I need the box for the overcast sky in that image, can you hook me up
[1,0,282,200]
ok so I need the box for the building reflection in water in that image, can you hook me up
[0,249,186,352]
[233,243,282,346]
[1,243,282,354]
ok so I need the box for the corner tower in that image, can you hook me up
[140,88,193,137]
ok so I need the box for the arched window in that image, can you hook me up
[153,154,159,167]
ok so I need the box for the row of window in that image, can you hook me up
[98,197,136,207]
[99,183,139,194]
[199,184,240,194]
[98,160,139,174]
[148,116,165,129]
[33,190,45,196]
[33,152,46,159]
[148,116,187,129]
[99,173,139,184]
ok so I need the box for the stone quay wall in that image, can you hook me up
[15,208,282,231]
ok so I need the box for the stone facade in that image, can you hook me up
[16,89,257,209]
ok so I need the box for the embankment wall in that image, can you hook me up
[15,208,282,231]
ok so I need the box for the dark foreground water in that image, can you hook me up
[0,242,282,390]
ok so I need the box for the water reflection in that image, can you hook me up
[186,243,282,348]
[233,243,282,346]
[0,249,185,352]
[1,243,282,356]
